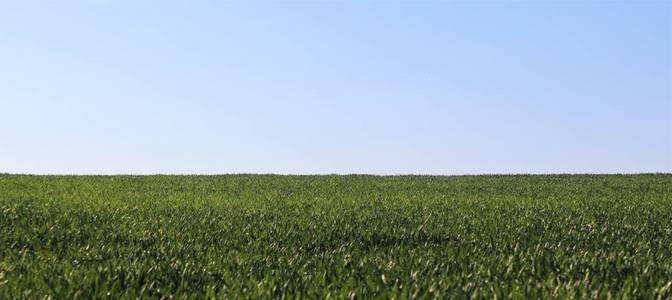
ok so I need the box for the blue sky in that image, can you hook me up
[1,1,670,175]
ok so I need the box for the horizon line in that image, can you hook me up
[2,172,670,177]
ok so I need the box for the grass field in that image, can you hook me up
[0,174,670,299]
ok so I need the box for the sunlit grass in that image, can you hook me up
[1,174,670,298]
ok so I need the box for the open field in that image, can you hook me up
[0,174,671,299]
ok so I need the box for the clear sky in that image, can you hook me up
[1,1,670,175]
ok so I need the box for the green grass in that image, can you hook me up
[1,174,671,299]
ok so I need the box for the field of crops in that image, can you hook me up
[0,174,670,299]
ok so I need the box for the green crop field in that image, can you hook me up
[0,174,670,299]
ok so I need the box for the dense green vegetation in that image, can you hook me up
[0,174,670,299]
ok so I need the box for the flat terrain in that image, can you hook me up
[0,174,670,299]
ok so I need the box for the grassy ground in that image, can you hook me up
[0,174,670,299]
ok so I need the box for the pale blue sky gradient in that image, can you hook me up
[1,1,671,174]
